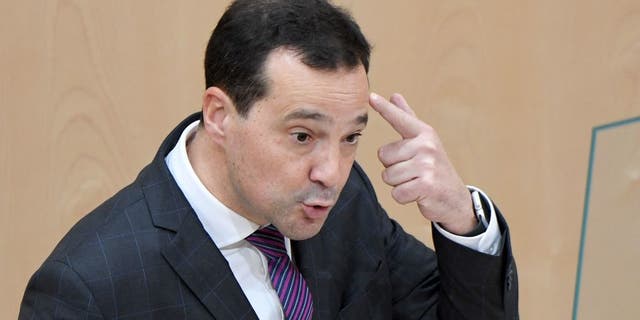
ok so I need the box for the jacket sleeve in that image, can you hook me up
[19,260,104,320]
[350,160,518,319]
[431,205,519,319]
[379,205,518,320]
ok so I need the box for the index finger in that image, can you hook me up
[369,92,424,138]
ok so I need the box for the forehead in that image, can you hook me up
[256,49,370,119]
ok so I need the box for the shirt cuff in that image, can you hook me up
[432,186,502,255]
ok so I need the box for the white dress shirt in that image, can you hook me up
[164,120,502,319]
[165,121,286,319]
[433,186,502,255]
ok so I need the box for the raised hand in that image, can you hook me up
[369,92,477,235]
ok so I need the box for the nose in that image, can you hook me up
[309,142,342,188]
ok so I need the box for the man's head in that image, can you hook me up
[203,0,371,116]
[194,0,371,240]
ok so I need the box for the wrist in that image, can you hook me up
[439,195,478,235]
[439,188,489,236]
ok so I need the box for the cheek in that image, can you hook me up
[236,135,306,191]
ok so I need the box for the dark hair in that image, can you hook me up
[203,0,371,117]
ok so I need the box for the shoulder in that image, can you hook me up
[22,179,151,318]
[339,162,379,205]
[45,177,152,270]
[324,162,385,234]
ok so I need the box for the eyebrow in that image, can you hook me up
[284,109,331,123]
[355,113,368,126]
[284,109,368,126]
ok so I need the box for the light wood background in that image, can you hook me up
[2,1,639,319]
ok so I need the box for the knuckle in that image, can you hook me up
[416,156,435,170]
[391,187,411,204]
[378,148,391,165]
[412,137,436,155]
[391,188,403,203]
[415,176,434,195]
[421,123,435,134]
[381,169,390,184]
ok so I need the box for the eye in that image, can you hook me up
[292,132,312,144]
[344,133,362,145]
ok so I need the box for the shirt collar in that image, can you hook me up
[164,120,261,248]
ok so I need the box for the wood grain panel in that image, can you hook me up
[0,1,225,318]
[49,1,130,224]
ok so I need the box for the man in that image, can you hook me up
[20,0,518,319]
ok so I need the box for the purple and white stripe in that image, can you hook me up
[246,225,313,320]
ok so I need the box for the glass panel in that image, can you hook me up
[574,116,640,320]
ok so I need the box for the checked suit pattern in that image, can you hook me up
[19,113,518,319]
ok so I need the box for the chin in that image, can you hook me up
[283,219,325,241]
[287,231,321,241]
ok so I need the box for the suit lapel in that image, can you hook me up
[295,224,352,320]
[161,210,258,320]
[293,171,363,320]
[139,113,258,320]
[294,239,324,320]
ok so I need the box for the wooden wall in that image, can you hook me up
[2,1,639,319]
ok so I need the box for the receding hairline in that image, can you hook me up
[257,46,370,103]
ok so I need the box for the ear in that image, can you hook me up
[201,86,235,144]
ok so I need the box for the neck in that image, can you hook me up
[186,127,228,205]
[186,127,266,225]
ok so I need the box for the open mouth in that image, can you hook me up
[302,203,331,219]
[303,200,333,208]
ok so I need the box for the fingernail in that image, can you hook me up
[370,92,379,101]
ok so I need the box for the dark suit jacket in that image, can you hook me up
[20,113,518,319]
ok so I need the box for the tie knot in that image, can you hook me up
[246,225,287,261]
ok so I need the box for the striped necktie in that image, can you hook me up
[246,225,314,320]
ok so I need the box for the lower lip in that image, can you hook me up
[302,204,330,220]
